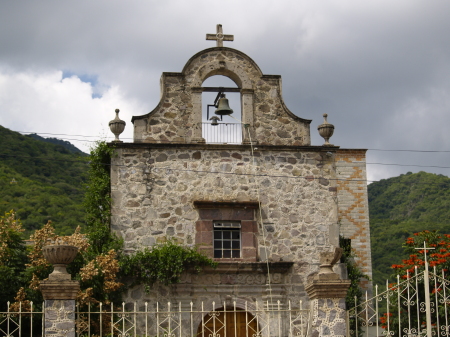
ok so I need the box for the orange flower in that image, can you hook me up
[391,264,404,269]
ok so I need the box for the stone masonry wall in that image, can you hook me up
[111,144,341,305]
[336,149,372,291]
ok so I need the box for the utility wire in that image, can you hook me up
[9,129,450,153]
[1,153,450,171]
[3,153,450,186]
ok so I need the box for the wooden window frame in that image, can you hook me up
[194,201,259,262]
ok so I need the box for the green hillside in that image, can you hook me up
[28,133,86,154]
[368,171,450,285]
[0,125,88,235]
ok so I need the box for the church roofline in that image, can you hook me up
[181,47,263,77]
[131,47,312,125]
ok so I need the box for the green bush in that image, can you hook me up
[122,240,217,291]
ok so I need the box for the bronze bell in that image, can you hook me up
[215,95,233,116]
[210,116,220,126]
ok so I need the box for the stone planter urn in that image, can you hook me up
[42,244,78,281]
[40,244,80,301]
[317,113,335,146]
[109,108,126,142]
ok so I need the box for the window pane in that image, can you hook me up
[213,225,241,259]
[231,231,240,239]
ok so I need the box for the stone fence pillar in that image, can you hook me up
[305,248,351,337]
[40,245,80,337]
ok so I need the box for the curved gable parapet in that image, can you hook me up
[261,75,312,125]
[131,47,312,146]
[182,47,263,82]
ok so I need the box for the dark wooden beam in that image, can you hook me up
[202,87,241,92]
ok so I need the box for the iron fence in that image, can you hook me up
[347,267,450,337]
[6,267,448,337]
[0,301,44,337]
[75,300,310,337]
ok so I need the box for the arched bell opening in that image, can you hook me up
[197,306,259,337]
[202,75,243,144]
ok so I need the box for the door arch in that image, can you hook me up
[197,307,259,337]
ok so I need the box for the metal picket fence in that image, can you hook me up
[347,266,450,337]
[0,301,44,336]
[75,300,310,337]
[1,300,310,337]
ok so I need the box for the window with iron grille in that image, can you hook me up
[213,221,241,258]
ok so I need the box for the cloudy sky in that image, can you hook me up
[0,1,449,183]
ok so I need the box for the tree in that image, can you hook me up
[392,230,450,277]
[0,211,28,310]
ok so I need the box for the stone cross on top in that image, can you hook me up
[206,24,234,47]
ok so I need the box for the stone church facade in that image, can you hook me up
[109,26,372,313]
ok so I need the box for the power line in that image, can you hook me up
[2,153,450,185]
[368,149,450,153]
[17,130,132,140]
[367,163,450,169]
[2,153,450,171]
[9,129,450,153]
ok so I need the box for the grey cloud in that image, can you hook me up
[1,1,450,181]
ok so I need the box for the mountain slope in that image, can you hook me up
[28,133,87,155]
[0,125,88,235]
[368,171,450,285]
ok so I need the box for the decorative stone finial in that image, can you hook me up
[305,247,350,300]
[318,113,334,146]
[317,247,342,279]
[109,108,126,142]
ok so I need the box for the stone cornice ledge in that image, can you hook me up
[305,279,351,299]
[201,261,294,274]
[108,142,341,152]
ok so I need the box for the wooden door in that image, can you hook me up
[198,308,259,337]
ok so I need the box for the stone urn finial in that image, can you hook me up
[42,244,78,281]
[318,113,334,146]
[313,247,343,281]
[109,108,126,142]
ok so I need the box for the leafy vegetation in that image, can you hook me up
[82,141,121,255]
[0,125,88,235]
[122,240,217,291]
[28,133,86,154]
[340,236,369,336]
[0,211,28,311]
[340,237,369,307]
[369,171,450,285]
[392,230,450,275]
